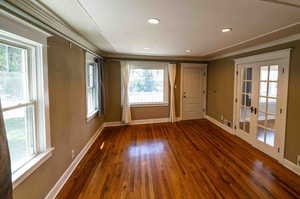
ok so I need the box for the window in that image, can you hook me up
[0,42,36,173]
[128,63,168,105]
[0,24,52,187]
[86,55,99,119]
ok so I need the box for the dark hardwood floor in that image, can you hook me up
[56,120,300,199]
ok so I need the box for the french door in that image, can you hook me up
[235,55,289,160]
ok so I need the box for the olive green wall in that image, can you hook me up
[13,36,104,199]
[104,60,181,122]
[207,59,235,122]
[207,39,300,164]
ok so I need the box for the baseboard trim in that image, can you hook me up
[281,159,300,176]
[44,124,105,199]
[204,116,300,176]
[104,118,171,127]
[129,118,170,125]
[205,115,234,134]
[104,121,125,127]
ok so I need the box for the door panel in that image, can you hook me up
[182,64,205,120]
[235,60,285,160]
[253,63,281,157]
[237,66,254,139]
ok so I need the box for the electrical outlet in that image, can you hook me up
[297,155,300,166]
[220,114,224,122]
[71,150,75,159]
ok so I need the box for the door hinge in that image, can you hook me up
[234,125,237,130]
[236,71,238,75]
[282,68,285,74]
[280,108,283,114]
[278,148,280,153]
[235,98,238,103]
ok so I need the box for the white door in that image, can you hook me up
[252,61,286,159]
[181,64,206,120]
[236,65,256,142]
[235,59,288,160]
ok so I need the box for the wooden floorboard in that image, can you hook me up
[56,119,300,199]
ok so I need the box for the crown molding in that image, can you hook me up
[2,0,300,62]
[203,22,300,58]
[209,33,300,60]
[104,52,208,63]
[260,0,300,8]
[2,0,102,57]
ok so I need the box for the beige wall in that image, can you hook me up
[207,39,300,164]
[13,36,104,199]
[104,61,181,122]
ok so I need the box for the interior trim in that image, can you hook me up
[45,124,105,199]
[205,115,234,134]
[203,22,300,58]
[211,34,300,60]
[260,0,300,8]
[104,55,207,63]
[206,115,300,176]
[1,0,103,58]
[281,159,300,176]
[234,48,292,64]
[3,0,300,62]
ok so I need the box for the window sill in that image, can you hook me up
[130,103,169,108]
[86,111,99,122]
[12,147,55,189]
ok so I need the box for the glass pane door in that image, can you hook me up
[256,65,279,147]
[238,67,253,135]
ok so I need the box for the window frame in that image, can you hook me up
[127,62,169,107]
[0,14,53,189]
[85,53,99,121]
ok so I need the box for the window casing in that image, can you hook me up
[86,62,99,119]
[0,32,52,184]
[128,62,169,106]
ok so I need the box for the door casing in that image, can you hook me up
[233,49,291,162]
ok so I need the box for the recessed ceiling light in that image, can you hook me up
[148,18,160,24]
[144,47,150,50]
[222,28,232,33]
[185,50,191,53]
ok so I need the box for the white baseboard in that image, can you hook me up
[205,115,300,177]
[104,121,125,127]
[129,118,170,125]
[205,115,234,134]
[45,124,105,199]
[175,117,182,122]
[104,118,171,127]
[281,159,300,176]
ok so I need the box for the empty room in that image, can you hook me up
[1,0,300,199]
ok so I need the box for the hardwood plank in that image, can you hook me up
[56,120,300,199]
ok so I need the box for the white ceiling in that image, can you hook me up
[41,0,300,58]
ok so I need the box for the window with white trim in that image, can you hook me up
[128,62,169,105]
[0,34,51,177]
[86,58,99,118]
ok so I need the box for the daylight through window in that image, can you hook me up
[0,42,36,173]
[128,64,168,105]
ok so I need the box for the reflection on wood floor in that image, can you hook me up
[56,119,300,199]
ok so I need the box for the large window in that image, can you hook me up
[128,63,168,105]
[86,55,99,118]
[0,42,36,173]
[0,37,51,182]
